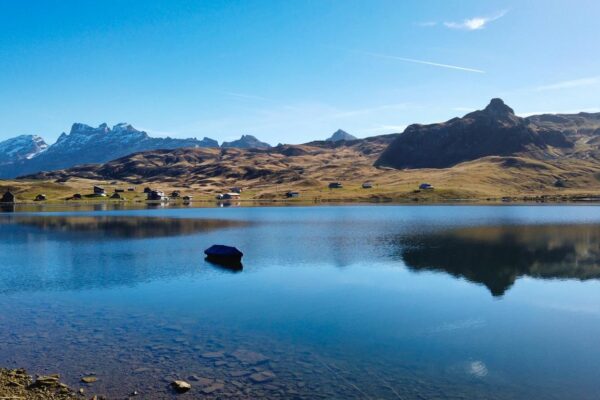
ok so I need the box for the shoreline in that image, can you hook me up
[0,367,87,399]
[3,194,600,209]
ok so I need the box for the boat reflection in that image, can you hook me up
[396,224,600,296]
[204,258,244,272]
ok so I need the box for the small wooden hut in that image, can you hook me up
[0,190,15,203]
[147,190,168,201]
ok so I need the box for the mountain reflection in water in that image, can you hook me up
[0,216,251,294]
[397,224,600,296]
[0,215,249,240]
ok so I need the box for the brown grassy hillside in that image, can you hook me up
[7,100,600,204]
[7,140,600,204]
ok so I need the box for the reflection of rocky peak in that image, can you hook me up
[397,224,600,297]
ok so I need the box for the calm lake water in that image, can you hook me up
[2,205,600,399]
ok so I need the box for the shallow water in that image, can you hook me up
[2,205,600,399]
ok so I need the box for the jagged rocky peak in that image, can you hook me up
[463,98,520,125]
[221,135,271,149]
[326,129,357,142]
[375,98,573,170]
[484,98,515,116]
[69,122,110,135]
[199,137,219,147]
[112,122,137,132]
[0,134,48,162]
[0,121,216,178]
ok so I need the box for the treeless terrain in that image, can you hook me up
[5,100,600,204]
[5,136,600,204]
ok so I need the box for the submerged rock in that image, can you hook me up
[81,375,98,383]
[232,349,269,365]
[249,371,276,383]
[201,382,224,394]
[30,374,61,388]
[188,375,213,386]
[230,370,252,377]
[201,351,224,359]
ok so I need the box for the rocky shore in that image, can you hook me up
[0,368,84,399]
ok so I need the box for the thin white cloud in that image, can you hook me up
[444,10,508,30]
[364,52,485,74]
[535,76,600,91]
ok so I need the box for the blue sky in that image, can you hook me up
[0,0,599,145]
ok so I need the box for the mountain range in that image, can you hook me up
[9,99,600,203]
[0,123,277,178]
[4,99,600,195]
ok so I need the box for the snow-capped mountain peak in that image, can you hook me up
[0,134,48,163]
[0,122,220,178]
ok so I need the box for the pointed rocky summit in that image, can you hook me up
[375,98,573,169]
[326,129,357,142]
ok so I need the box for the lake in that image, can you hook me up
[2,205,600,399]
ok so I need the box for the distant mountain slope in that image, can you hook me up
[23,133,396,185]
[0,135,47,165]
[305,133,398,153]
[375,99,592,169]
[221,135,271,149]
[326,129,357,142]
[19,141,600,202]
[0,123,219,178]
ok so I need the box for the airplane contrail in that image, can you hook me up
[364,52,485,74]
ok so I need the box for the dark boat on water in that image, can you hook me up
[204,245,243,270]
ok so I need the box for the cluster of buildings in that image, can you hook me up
[0,181,436,205]
[144,187,192,203]
[215,187,242,200]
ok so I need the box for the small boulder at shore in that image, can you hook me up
[171,380,192,393]
[81,375,98,383]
